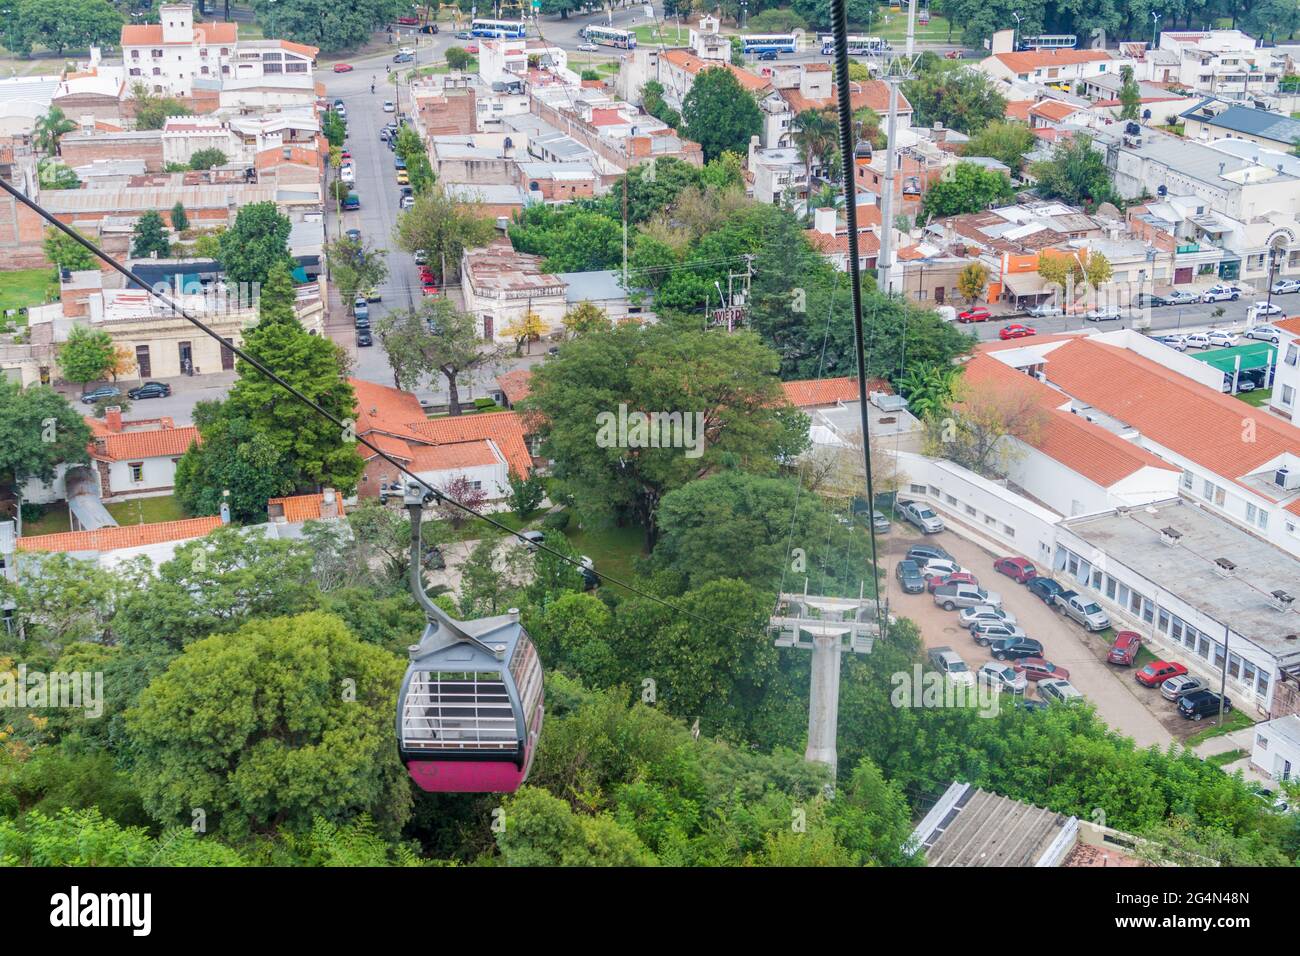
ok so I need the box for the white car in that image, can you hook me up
[339,164,355,184]
[383,100,395,112]
[1244,324,1284,344]
[1181,332,1213,349]
[1253,301,1284,317]
[1271,279,1300,295]
[576,42,598,51]
[1164,289,1200,305]
[400,195,415,209]
[1085,307,1122,322]
[978,662,1028,694]
[1206,330,1239,348]
[1201,284,1244,302]
[1158,334,1188,351]
[958,605,1018,630]
[922,558,969,579]
[1039,678,1085,705]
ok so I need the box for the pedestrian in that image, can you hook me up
[371,80,376,93]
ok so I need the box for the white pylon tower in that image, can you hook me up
[876,0,921,293]
[771,584,885,780]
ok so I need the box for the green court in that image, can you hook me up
[1190,341,1278,374]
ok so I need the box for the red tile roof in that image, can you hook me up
[409,412,533,477]
[963,353,1180,489]
[85,417,199,462]
[782,81,909,119]
[351,377,427,444]
[18,516,223,553]
[988,49,1113,74]
[497,369,533,405]
[267,492,345,523]
[1028,99,1081,122]
[806,228,881,258]
[279,40,319,59]
[122,21,238,46]
[1275,316,1300,337]
[1004,100,1035,122]
[782,377,890,408]
[660,49,771,93]
[409,439,501,472]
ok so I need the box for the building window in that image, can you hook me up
[965,504,976,516]
[129,462,144,483]
[1283,384,1295,406]
[1003,524,1015,537]
[1158,609,1170,632]
[1257,670,1270,697]
[131,49,140,58]
[1181,469,1194,491]
[1171,617,1183,642]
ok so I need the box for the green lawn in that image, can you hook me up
[1236,388,1271,407]
[19,502,70,537]
[105,495,187,526]
[563,522,647,585]
[871,12,954,42]
[0,268,55,322]
[1185,707,1255,747]
[1205,747,1249,768]
[632,24,681,46]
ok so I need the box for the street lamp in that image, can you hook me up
[1151,12,1162,52]
[1011,12,1023,51]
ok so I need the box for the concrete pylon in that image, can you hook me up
[806,633,844,772]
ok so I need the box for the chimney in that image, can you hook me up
[320,488,339,519]
[104,405,123,433]
[814,205,837,237]
[220,489,231,525]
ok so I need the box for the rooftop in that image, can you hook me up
[987,48,1115,74]
[1063,500,1300,658]
[1182,101,1300,146]
[910,781,1075,867]
[16,516,223,555]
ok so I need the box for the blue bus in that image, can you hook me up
[470,18,527,39]
[740,33,797,55]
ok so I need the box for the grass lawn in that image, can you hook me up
[0,268,55,321]
[871,12,954,43]
[1185,707,1255,747]
[1205,747,1249,768]
[632,24,681,45]
[20,502,71,537]
[563,522,647,585]
[1236,388,1271,407]
[105,495,187,526]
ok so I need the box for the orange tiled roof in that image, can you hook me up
[781,377,890,408]
[17,516,223,553]
[1036,338,1300,505]
[989,49,1113,74]
[963,353,1179,489]
[806,228,881,257]
[85,417,199,462]
[1275,316,1300,337]
[255,145,320,170]
[267,492,345,522]
[409,439,500,472]
[122,21,238,46]
[782,80,909,119]
[1005,100,1034,122]
[409,412,533,478]
[1028,99,1082,122]
[497,369,533,405]
[350,377,427,444]
[660,49,771,93]
[279,40,319,59]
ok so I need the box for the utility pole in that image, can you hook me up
[875,0,917,293]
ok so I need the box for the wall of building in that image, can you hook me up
[105,455,181,498]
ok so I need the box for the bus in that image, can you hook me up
[740,33,797,55]
[820,35,890,55]
[582,25,637,48]
[470,18,527,39]
[1017,34,1077,50]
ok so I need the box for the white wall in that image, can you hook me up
[415,460,510,500]
[106,456,179,497]
[1251,719,1300,781]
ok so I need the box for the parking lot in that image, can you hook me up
[883,526,1187,748]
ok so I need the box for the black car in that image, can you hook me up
[991,637,1045,662]
[80,384,121,404]
[356,329,373,346]
[895,559,926,594]
[905,544,953,565]
[1027,576,1065,605]
[345,228,361,243]
[1178,689,1233,721]
[420,23,439,34]
[757,50,778,60]
[127,381,171,400]
[1135,293,1168,308]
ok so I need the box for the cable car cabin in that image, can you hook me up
[398,612,544,793]
[394,481,544,793]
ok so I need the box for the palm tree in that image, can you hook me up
[791,108,837,184]
[33,107,76,156]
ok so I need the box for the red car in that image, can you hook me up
[1107,631,1142,666]
[958,306,991,323]
[421,282,440,296]
[999,323,1036,340]
[1015,657,1070,682]
[1136,660,1187,687]
[340,149,352,159]
[926,571,979,593]
[332,63,354,73]
[397,15,420,25]
[944,50,963,59]
[993,556,1037,583]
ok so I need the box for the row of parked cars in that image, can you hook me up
[1108,634,1234,721]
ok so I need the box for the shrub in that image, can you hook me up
[541,510,570,531]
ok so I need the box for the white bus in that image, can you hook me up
[740,33,797,54]
[1017,34,1077,50]
[582,25,637,48]
[820,35,891,55]
[470,18,527,39]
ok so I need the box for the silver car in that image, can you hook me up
[1160,674,1208,701]
[1164,289,1200,305]
[959,605,1018,630]
[1039,678,1085,704]
[898,500,944,533]
[1026,303,1063,318]
[1271,279,1300,295]
[978,661,1028,694]
[970,621,1029,646]
[1244,324,1283,344]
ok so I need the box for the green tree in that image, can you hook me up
[902,60,1007,134]
[965,121,1036,174]
[956,261,990,305]
[1029,134,1121,212]
[0,379,91,496]
[125,611,411,840]
[1,0,122,58]
[445,45,472,70]
[250,0,408,53]
[0,551,119,650]
[373,297,504,415]
[170,201,190,233]
[33,106,76,154]
[218,201,293,288]
[43,226,97,272]
[791,108,838,180]
[496,786,657,866]
[681,66,763,162]
[324,235,388,305]
[188,147,228,170]
[507,201,623,273]
[57,323,117,385]
[921,162,1015,219]
[562,300,612,338]
[173,403,295,523]
[1118,65,1142,122]
[393,186,496,282]
[130,209,171,259]
[393,126,434,194]
[321,109,347,148]
[507,470,546,517]
[36,160,79,190]
[640,80,680,129]
[129,82,192,130]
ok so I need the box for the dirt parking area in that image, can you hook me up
[882,526,1177,749]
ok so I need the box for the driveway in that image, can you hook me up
[883,527,1175,749]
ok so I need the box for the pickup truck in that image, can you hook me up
[1053,590,1111,631]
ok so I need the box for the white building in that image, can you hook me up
[1268,317,1300,422]
[1250,715,1300,782]
[1143,30,1284,97]
[460,237,568,343]
[977,48,1122,88]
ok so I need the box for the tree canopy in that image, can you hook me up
[681,66,763,162]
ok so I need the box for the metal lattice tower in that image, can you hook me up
[772,584,885,778]
[875,0,922,293]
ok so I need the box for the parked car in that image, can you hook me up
[857,509,891,533]
[1026,303,1063,318]
[1271,278,1300,295]
[958,306,991,323]
[905,544,953,565]
[127,381,171,400]
[978,662,1027,694]
[363,287,381,303]
[1136,660,1188,687]
[465,44,478,54]
[993,556,1037,583]
[1252,300,1283,316]
[353,297,369,321]
[1201,284,1244,302]
[1206,330,1239,348]
[1160,674,1208,701]
[1243,324,1283,344]
[1053,590,1110,631]
[80,384,121,404]
[895,560,926,594]
[342,193,360,211]
[413,249,429,265]
[1107,631,1142,666]
[999,323,1036,340]
[1039,678,1085,705]
[1134,293,1168,308]
[577,42,599,51]
[897,499,944,533]
[1181,332,1213,350]
[929,646,975,687]
[400,195,415,209]
[1014,657,1070,682]
[332,63,354,73]
[920,558,968,580]
[344,228,361,243]
[356,329,373,347]
[933,583,1001,612]
[383,100,396,112]
[1027,576,1064,605]
[1164,289,1200,305]
[1156,333,1188,350]
[991,637,1045,662]
[926,571,979,593]
[396,169,410,185]
[1178,689,1232,720]
[1085,306,1122,322]
[520,530,546,551]
[394,156,407,170]
[970,622,1028,647]
[958,605,1017,630]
